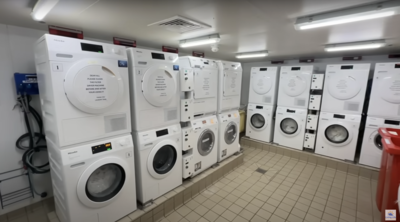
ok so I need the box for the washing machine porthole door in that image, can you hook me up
[153,145,177,174]
[198,129,215,156]
[325,124,349,144]
[374,134,383,150]
[224,122,238,145]
[251,114,265,129]
[280,118,298,135]
[85,163,126,202]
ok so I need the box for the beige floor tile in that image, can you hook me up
[245,203,260,214]
[261,203,277,213]
[221,209,237,221]
[197,217,209,222]
[194,205,209,216]
[256,208,272,220]
[251,215,267,222]
[232,215,248,222]
[202,199,217,209]
[185,211,201,222]
[291,208,307,219]
[266,197,280,206]
[167,212,183,222]
[186,200,201,210]
[228,204,243,214]
[269,214,286,222]
[210,194,224,203]
[323,212,339,222]
[287,214,304,222]
[211,205,226,214]
[219,199,233,209]
[340,212,356,222]
[239,209,255,220]
[204,210,219,222]
[294,202,309,212]
[274,208,289,219]
[308,207,323,218]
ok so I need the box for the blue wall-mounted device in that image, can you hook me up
[14,73,39,95]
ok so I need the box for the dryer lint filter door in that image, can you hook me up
[194,70,217,99]
[282,75,307,97]
[142,67,176,107]
[223,70,241,96]
[252,74,272,95]
[378,76,400,104]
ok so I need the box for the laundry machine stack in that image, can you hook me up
[34,34,137,222]
[273,66,313,150]
[179,56,219,178]
[216,61,242,162]
[315,64,370,161]
[246,67,279,143]
[127,48,182,206]
[359,63,400,168]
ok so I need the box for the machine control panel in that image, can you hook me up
[311,74,324,90]
[309,95,322,110]
[306,114,318,130]
[304,133,316,149]
[181,99,194,121]
[180,69,194,91]
[183,154,194,179]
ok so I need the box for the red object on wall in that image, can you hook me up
[48,26,83,39]
[342,56,362,61]
[162,46,178,53]
[113,37,136,47]
[299,59,314,63]
[271,61,284,64]
[192,51,205,58]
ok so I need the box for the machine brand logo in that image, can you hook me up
[136,51,142,53]
[118,60,128,68]
[54,39,64,43]
[385,210,396,220]
[173,65,179,70]
[68,151,77,155]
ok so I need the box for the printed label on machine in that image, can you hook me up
[85,73,108,102]
[144,70,175,101]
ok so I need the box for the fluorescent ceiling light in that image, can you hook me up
[180,34,220,48]
[31,0,59,21]
[236,51,268,59]
[295,0,400,30]
[325,40,385,52]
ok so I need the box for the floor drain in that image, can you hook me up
[255,168,267,174]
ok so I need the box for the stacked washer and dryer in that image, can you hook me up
[34,34,137,222]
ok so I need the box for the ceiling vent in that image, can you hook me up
[148,16,211,33]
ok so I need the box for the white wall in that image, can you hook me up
[240,55,400,105]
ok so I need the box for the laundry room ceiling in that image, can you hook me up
[0,0,400,62]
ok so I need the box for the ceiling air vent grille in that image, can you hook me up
[148,16,211,33]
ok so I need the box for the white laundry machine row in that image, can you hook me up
[182,115,219,178]
[47,134,136,222]
[368,62,400,118]
[133,124,182,205]
[277,66,313,109]
[248,67,279,106]
[321,64,370,115]
[246,103,275,143]
[274,106,307,150]
[315,112,361,161]
[34,34,132,148]
[359,117,400,168]
[127,48,180,131]
[217,110,241,162]
[217,61,242,113]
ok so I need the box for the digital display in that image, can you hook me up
[256,106,263,109]
[151,53,165,60]
[341,65,353,70]
[81,43,104,53]
[260,68,268,71]
[287,109,295,113]
[202,120,207,124]
[291,67,300,71]
[156,129,169,137]
[384,120,400,125]
[92,142,112,154]
[395,64,400,69]
[228,114,231,117]
[204,61,209,65]
[334,114,345,119]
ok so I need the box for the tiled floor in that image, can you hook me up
[157,146,380,222]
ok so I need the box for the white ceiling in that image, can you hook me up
[0,0,400,62]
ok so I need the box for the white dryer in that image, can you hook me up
[218,110,240,162]
[246,104,275,143]
[315,112,361,161]
[274,106,307,150]
[47,134,136,222]
[321,64,370,115]
[277,66,313,109]
[360,117,400,168]
[217,61,242,113]
[368,62,400,118]
[34,34,131,148]
[133,124,182,205]
[179,57,218,116]
[127,48,180,131]
[248,67,279,106]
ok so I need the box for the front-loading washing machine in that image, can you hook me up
[218,110,240,162]
[217,61,242,113]
[127,48,180,131]
[274,106,307,150]
[248,67,279,106]
[246,103,274,143]
[359,116,400,168]
[321,64,370,115]
[368,62,400,118]
[315,112,361,161]
[133,124,182,205]
[47,134,136,222]
[34,34,131,148]
[179,57,219,116]
[277,66,313,109]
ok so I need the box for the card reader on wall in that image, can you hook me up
[14,73,39,95]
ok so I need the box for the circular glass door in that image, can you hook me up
[85,164,126,202]
[142,67,176,107]
[198,129,215,156]
[280,118,298,134]
[224,122,238,145]
[153,145,177,174]
[374,134,383,150]
[325,124,349,144]
[251,114,265,129]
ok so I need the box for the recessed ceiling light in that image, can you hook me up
[179,34,220,48]
[236,51,268,59]
[325,40,386,52]
[31,0,59,21]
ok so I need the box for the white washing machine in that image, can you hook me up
[133,124,182,205]
[47,134,136,222]
[359,117,400,168]
[34,34,131,148]
[368,62,400,118]
[217,61,242,113]
[218,110,240,162]
[246,104,275,143]
[182,115,218,178]
[248,67,279,106]
[127,48,180,131]
[179,57,218,116]
[274,106,307,150]
[277,66,313,109]
[321,64,370,115]
[315,112,361,161]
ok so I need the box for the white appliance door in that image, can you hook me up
[281,74,307,97]
[370,130,383,151]
[197,129,216,156]
[378,75,400,104]
[250,113,266,130]
[142,66,177,107]
[147,139,178,179]
[252,74,272,95]
[223,70,241,96]
[326,73,361,101]
[325,124,350,144]
[194,70,217,99]
[280,118,299,135]
[224,121,238,145]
